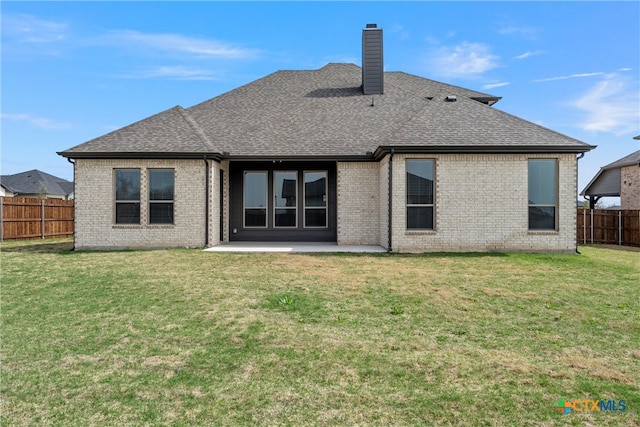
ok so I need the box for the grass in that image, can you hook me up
[1,238,639,426]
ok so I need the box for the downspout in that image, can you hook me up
[388,149,395,252]
[576,152,584,254]
[67,157,75,251]
[203,156,210,248]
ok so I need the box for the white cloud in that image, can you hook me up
[573,73,640,134]
[515,50,544,60]
[1,113,71,130]
[1,14,68,43]
[100,30,259,59]
[114,66,219,81]
[425,42,499,78]
[533,72,605,83]
[482,82,510,90]
[389,24,409,41]
[498,25,539,40]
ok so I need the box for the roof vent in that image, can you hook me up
[362,24,383,95]
[445,95,457,102]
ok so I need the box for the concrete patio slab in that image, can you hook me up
[203,242,387,253]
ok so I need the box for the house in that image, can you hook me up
[0,169,74,200]
[58,24,594,252]
[581,146,640,209]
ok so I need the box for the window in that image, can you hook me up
[528,159,557,230]
[244,171,267,227]
[274,171,297,227]
[114,169,140,224]
[149,169,174,224]
[406,159,434,230]
[304,171,327,227]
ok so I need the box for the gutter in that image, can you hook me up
[372,145,596,161]
[576,153,584,254]
[388,149,394,252]
[203,156,210,248]
[66,157,76,251]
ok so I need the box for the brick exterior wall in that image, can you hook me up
[207,160,230,246]
[76,154,579,252]
[336,162,380,245]
[621,164,640,210]
[389,153,578,253]
[379,156,390,248]
[74,159,207,250]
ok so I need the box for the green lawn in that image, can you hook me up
[1,239,638,426]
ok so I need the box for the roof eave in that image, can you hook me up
[373,144,596,160]
[57,151,223,161]
[222,154,374,162]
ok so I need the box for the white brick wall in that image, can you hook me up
[389,153,578,253]
[208,160,230,246]
[379,156,390,248]
[76,154,579,252]
[337,162,380,245]
[621,165,640,210]
[74,159,207,250]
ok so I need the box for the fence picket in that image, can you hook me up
[577,208,640,247]
[1,197,74,240]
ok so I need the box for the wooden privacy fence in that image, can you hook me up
[577,209,640,247]
[0,197,74,241]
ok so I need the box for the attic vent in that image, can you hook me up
[445,95,457,102]
[362,24,383,95]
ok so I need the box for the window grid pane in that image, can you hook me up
[149,170,174,201]
[115,202,140,224]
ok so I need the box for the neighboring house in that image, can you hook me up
[58,24,594,252]
[581,147,640,209]
[0,169,74,200]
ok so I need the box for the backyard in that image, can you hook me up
[1,239,638,426]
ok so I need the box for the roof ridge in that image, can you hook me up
[176,106,218,152]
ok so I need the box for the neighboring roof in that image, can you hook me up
[0,169,74,196]
[59,63,594,160]
[580,149,640,197]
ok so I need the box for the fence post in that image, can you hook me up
[583,209,586,245]
[618,210,622,246]
[0,198,3,241]
[590,209,594,244]
[41,199,45,239]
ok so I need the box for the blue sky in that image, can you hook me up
[2,1,639,204]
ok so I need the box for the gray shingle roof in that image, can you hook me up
[0,169,73,196]
[62,106,216,156]
[59,63,594,159]
[601,150,640,169]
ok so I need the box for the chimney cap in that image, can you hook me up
[365,23,378,29]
